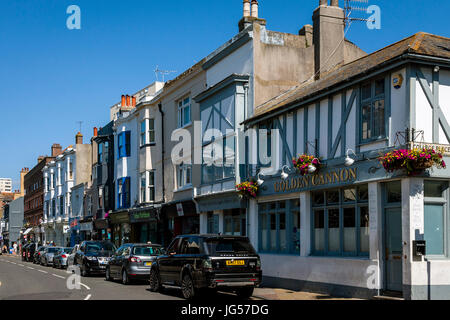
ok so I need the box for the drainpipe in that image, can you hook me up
[157,103,166,244]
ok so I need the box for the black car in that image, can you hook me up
[23,243,37,262]
[21,244,32,261]
[74,241,117,277]
[33,246,47,264]
[27,243,41,262]
[149,235,262,299]
[106,243,164,285]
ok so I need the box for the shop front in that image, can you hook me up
[161,201,198,247]
[110,210,131,247]
[94,218,111,241]
[69,217,81,246]
[129,208,159,244]
[79,220,94,242]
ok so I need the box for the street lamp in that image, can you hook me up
[345,149,357,167]
[256,173,265,186]
[281,165,292,180]
[308,159,320,174]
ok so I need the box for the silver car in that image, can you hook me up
[40,247,62,266]
[53,247,73,269]
[67,244,81,269]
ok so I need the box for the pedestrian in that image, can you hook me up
[2,244,7,254]
[13,242,18,255]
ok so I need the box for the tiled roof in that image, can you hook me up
[246,32,450,124]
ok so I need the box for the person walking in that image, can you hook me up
[13,242,18,255]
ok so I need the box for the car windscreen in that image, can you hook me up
[63,248,72,253]
[204,238,256,255]
[132,246,162,256]
[86,242,115,253]
[47,248,59,253]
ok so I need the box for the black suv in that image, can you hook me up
[149,235,262,299]
[74,241,117,277]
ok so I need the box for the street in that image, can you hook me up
[0,254,261,301]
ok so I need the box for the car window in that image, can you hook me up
[204,238,257,255]
[179,239,190,254]
[122,247,130,256]
[115,246,124,256]
[132,246,162,256]
[167,238,181,254]
[186,237,203,255]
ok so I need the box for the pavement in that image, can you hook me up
[1,253,361,300]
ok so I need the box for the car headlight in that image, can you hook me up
[86,256,97,261]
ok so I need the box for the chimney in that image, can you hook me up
[93,127,98,137]
[126,95,131,107]
[37,156,45,164]
[20,168,28,196]
[121,95,126,107]
[243,0,251,17]
[251,0,258,18]
[313,0,345,79]
[132,96,136,107]
[51,144,62,157]
[76,132,83,145]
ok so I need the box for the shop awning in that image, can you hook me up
[23,228,33,235]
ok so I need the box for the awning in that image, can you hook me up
[23,228,33,235]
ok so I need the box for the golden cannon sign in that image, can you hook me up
[273,167,358,193]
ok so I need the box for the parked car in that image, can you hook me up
[27,243,41,262]
[67,244,81,269]
[40,247,62,266]
[105,243,163,285]
[33,246,47,264]
[53,247,73,269]
[74,241,116,277]
[149,235,262,299]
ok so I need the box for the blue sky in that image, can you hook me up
[1,0,450,189]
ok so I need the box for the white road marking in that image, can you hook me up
[11,262,17,265]
[38,270,48,274]
[18,264,24,267]
[84,294,92,301]
[52,274,65,279]
[27,267,35,270]
[0,281,2,287]
[80,283,90,290]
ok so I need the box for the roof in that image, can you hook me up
[246,32,450,124]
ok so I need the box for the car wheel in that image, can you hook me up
[181,274,196,300]
[105,267,112,281]
[149,269,161,292]
[122,269,130,285]
[236,287,254,299]
[81,264,89,277]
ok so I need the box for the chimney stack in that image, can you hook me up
[121,95,126,107]
[51,144,62,157]
[93,127,98,137]
[251,0,258,18]
[243,0,251,17]
[132,96,136,107]
[313,0,345,79]
[76,132,83,145]
[126,95,131,107]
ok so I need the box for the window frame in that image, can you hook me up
[117,131,131,159]
[359,77,388,144]
[117,177,130,209]
[177,96,191,128]
[311,186,370,258]
[177,164,192,190]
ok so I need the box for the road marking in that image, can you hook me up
[80,283,90,290]
[0,281,2,287]
[84,294,92,301]
[38,270,48,274]
[18,264,24,267]
[11,262,17,265]
[52,274,65,279]
[27,267,35,270]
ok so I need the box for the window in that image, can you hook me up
[58,196,64,216]
[259,200,300,254]
[140,172,146,203]
[68,160,73,180]
[117,177,130,209]
[98,143,103,163]
[148,171,155,202]
[98,187,103,209]
[118,131,131,158]
[207,213,219,234]
[52,173,56,190]
[177,164,192,189]
[312,186,369,257]
[224,209,246,236]
[148,119,155,144]
[178,96,191,128]
[360,78,386,142]
[52,199,56,217]
[140,121,146,146]
[424,181,449,257]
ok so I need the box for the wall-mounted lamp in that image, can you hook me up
[281,165,292,180]
[345,149,357,167]
[257,173,265,186]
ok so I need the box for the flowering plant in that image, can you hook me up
[379,148,446,176]
[236,181,258,199]
[293,155,322,176]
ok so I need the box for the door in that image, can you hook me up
[159,238,181,284]
[385,208,403,292]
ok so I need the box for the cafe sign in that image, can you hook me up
[273,167,358,194]
[130,211,157,223]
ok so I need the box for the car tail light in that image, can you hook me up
[256,259,261,271]
[62,255,67,258]
[129,257,141,263]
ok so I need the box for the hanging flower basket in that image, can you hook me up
[293,155,322,176]
[379,148,446,176]
[236,181,258,199]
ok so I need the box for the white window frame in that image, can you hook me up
[177,96,191,128]
[148,119,155,144]
[177,164,192,189]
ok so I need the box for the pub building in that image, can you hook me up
[243,30,450,300]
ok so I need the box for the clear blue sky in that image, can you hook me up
[1,0,450,189]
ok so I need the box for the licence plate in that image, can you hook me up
[226,260,245,266]
[145,262,152,266]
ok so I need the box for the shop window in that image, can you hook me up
[424,181,449,257]
[312,185,369,257]
[224,209,246,236]
[386,181,402,203]
[259,200,300,255]
[207,213,219,234]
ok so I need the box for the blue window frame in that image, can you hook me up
[117,177,130,209]
[118,131,131,159]
[258,199,300,255]
[360,78,387,143]
[311,186,369,257]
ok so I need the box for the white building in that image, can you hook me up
[0,178,12,193]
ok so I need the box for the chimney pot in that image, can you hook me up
[251,0,258,18]
[94,127,98,137]
[243,0,251,17]
[121,95,126,107]
[331,0,339,6]
[76,132,83,145]
[132,96,136,107]
[126,95,131,107]
[319,0,327,6]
